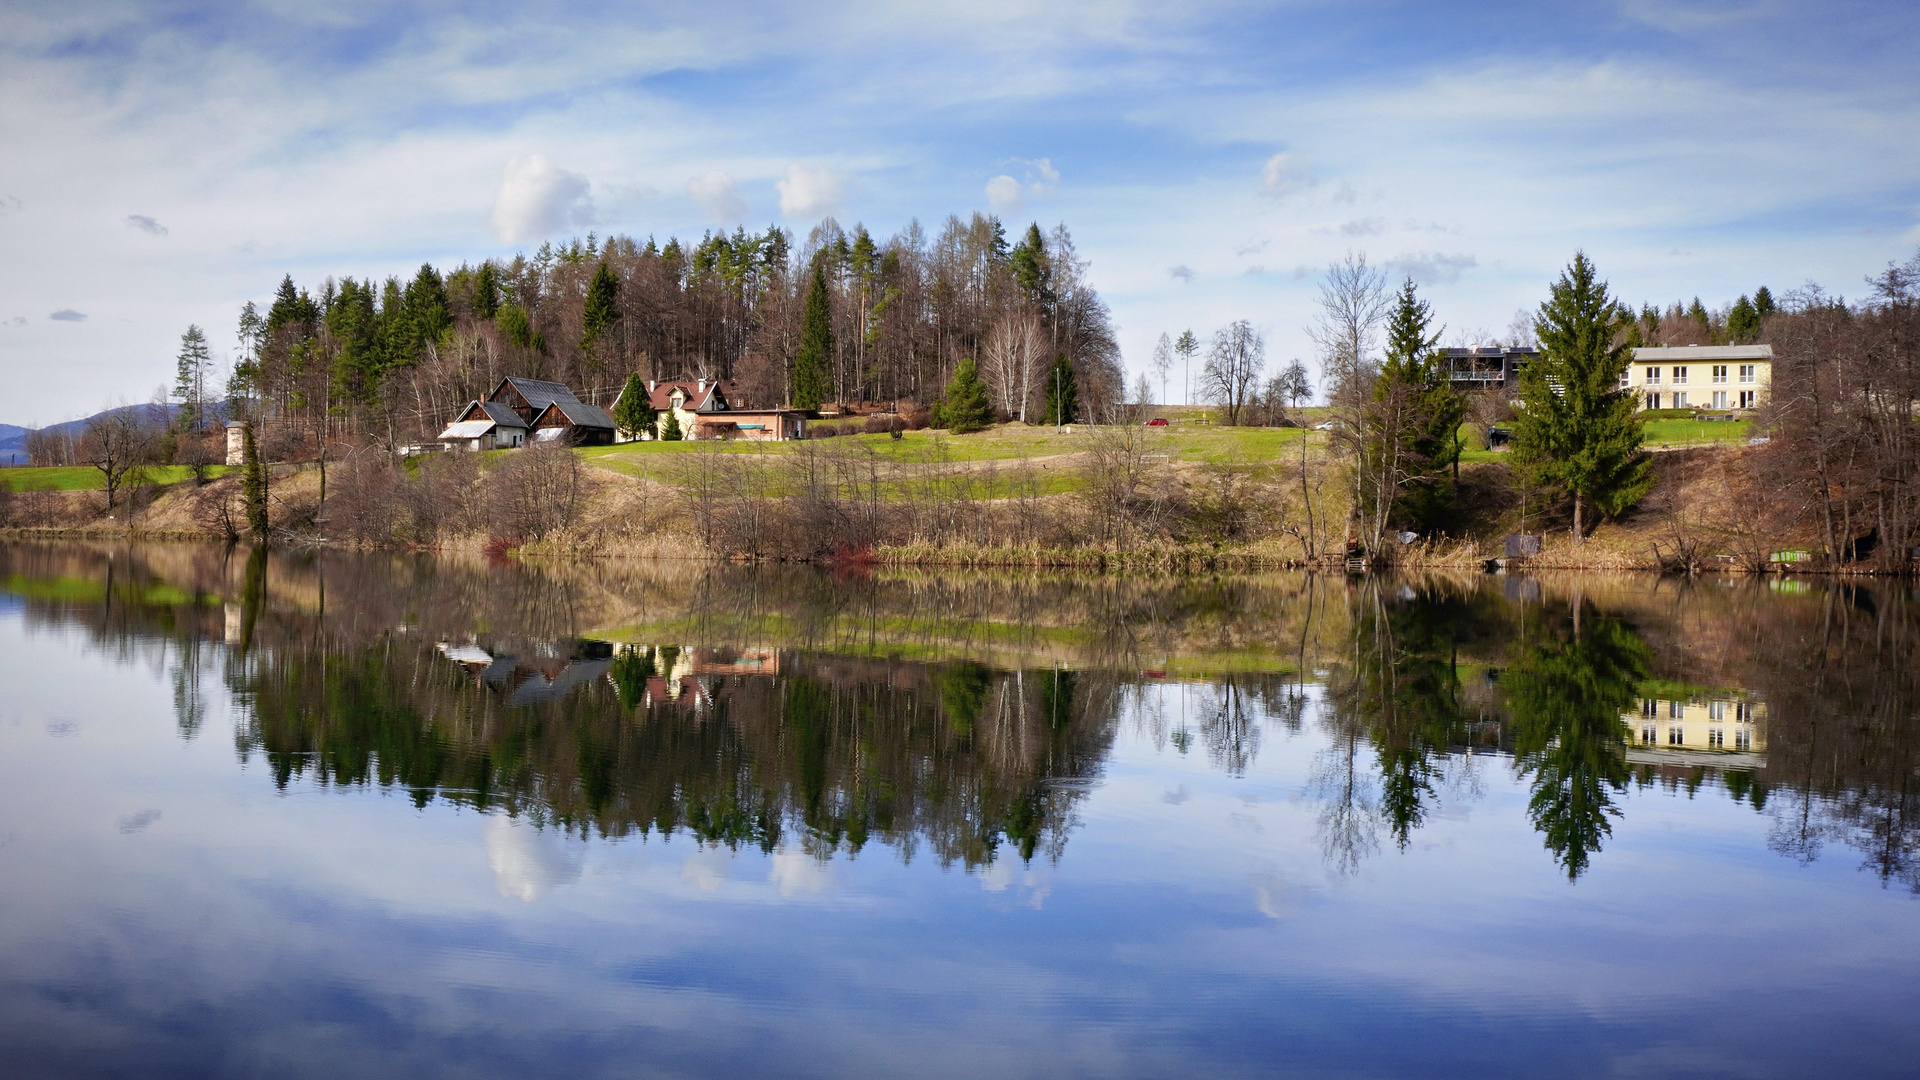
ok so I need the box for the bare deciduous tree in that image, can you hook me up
[981,310,1048,422]
[81,406,161,510]
[1201,320,1265,426]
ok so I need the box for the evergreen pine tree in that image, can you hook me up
[1010,223,1054,307]
[173,324,211,432]
[1512,253,1651,543]
[938,358,994,434]
[1042,355,1078,426]
[792,254,834,409]
[1752,285,1775,319]
[241,422,269,539]
[613,372,656,440]
[402,264,451,354]
[473,262,500,320]
[1727,294,1760,343]
[1365,280,1463,535]
[660,408,683,441]
[582,261,620,348]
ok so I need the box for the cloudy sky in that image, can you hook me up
[1,0,1917,423]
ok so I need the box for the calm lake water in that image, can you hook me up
[1,543,1917,1079]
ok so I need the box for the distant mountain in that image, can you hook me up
[0,404,185,467]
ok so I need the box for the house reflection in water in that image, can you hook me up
[436,640,782,711]
[1623,695,1767,769]
[437,639,615,708]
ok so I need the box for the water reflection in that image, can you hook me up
[3,541,1919,890]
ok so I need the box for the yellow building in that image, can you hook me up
[1622,695,1767,768]
[1626,345,1771,412]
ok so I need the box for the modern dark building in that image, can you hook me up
[1439,346,1536,391]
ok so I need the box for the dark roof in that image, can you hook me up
[462,400,528,428]
[496,377,582,411]
[535,400,616,430]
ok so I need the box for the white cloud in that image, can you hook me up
[767,849,834,897]
[1387,251,1479,285]
[484,815,583,901]
[125,214,167,236]
[1260,152,1313,198]
[1252,873,1299,918]
[1340,217,1385,237]
[488,154,594,243]
[49,309,86,322]
[1243,265,1266,276]
[5,317,26,328]
[986,158,1061,214]
[1169,265,1194,283]
[776,164,845,220]
[688,170,748,223]
[680,846,734,890]
[985,174,1025,212]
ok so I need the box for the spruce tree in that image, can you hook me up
[938,358,994,434]
[1512,253,1651,542]
[1010,223,1053,307]
[792,254,834,409]
[1752,285,1775,319]
[1727,295,1760,343]
[473,262,500,320]
[613,372,656,440]
[241,422,269,539]
[582,261,620,347]
[1043,355,1078,426]
[660,408,683,441]
[1364,280,1463,536]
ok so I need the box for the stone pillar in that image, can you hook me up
[225,421,247,466]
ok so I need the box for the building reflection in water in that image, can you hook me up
[0,540,1914,892]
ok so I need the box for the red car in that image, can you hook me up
[1144,417,1169,426]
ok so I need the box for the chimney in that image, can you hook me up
[697,378,708,394]
[647,379,656,392]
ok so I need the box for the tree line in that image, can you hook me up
[200,213,1121,454]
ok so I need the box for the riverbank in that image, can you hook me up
[2,430,1889,574]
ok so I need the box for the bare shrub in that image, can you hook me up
[487,443,583,543]
[327,457,406,544]
[187,478,244,541]
[1081,423,1184,548]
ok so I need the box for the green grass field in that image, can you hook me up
[1,464,229,492]
[1641,417,1752,445]
[580,421,1310,495]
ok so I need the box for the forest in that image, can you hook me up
[208,212,1123,453]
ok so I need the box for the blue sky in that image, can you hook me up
[2,0,1917,422]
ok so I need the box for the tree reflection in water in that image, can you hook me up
[3,540,1919,889]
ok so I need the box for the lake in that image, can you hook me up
[1,542,1916,1079]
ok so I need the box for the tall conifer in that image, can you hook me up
[1043,356,1078,427]
[792,255,833,409]
[1512,253,1651,542]
[582,261,620,347]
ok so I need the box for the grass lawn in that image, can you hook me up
[1642,417,1751,445]
[1,464,228,492]
[582,422,1308,472]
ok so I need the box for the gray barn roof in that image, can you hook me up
[540,400,616,429]
[499,377,583,411]
[477,401,528,427]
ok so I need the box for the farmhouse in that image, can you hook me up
[1627,345,1771,411]
[616,378,810,441]
[435,401,527,451]
[438,376,614,449]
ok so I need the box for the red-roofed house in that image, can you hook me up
[613,378,809,441]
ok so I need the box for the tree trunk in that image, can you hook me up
[1573,492,1584,545]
